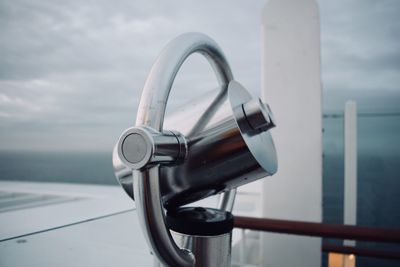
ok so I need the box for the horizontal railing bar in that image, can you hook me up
[234,216,400,243]
[322,244,400,261]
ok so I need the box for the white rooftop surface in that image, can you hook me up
[0,181,134,240]
[0,181,259,267]
[0,181,153,267]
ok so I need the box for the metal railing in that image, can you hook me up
[234,216,400,260]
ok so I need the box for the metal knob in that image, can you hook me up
[118,126,187,170]
[242,98,276,132]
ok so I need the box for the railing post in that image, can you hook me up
[344,101,357,246]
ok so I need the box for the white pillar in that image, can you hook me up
[261,0,322,266]
[344,101,357,247]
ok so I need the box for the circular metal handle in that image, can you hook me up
[133,33,236,267]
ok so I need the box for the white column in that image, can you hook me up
[261,0,322,266]
[344,101,357,247]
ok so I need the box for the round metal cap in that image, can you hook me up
[117,127,154,170]
[122,133,148,164]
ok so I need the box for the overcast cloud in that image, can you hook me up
[0,0,399,151]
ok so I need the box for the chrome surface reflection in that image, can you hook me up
[117,32,235,267]
[171,231,232,267]
[112,82,278,208]
[160,81,277,209]
[112,32,278,267]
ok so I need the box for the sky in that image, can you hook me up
[0,0,399,152]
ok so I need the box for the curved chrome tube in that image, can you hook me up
[134,167,195,267]
[136,33,233,130]
[134,33,235,266]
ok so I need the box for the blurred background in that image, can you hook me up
[0,1,399,266]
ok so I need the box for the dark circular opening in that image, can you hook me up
[166,207,234,236]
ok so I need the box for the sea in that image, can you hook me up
[321,114,400,267]
[0,115,399,267]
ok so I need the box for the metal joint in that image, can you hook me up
[118,126,187,170]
